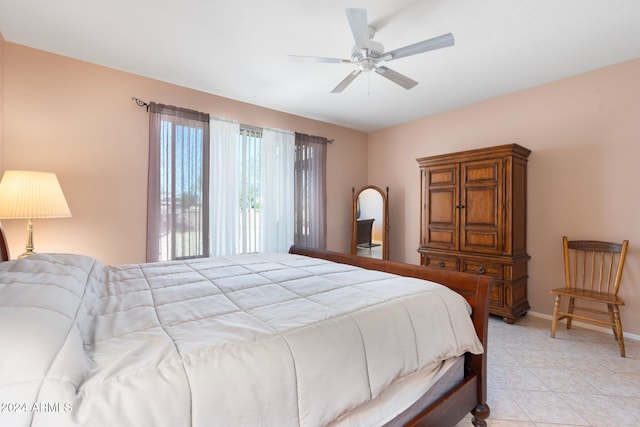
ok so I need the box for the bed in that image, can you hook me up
[0,233,490,427]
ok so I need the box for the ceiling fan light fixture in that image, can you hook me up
[358,59,376,72]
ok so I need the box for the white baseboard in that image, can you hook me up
[527,311,640,342]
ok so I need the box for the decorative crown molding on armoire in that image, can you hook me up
[417,143,531,323]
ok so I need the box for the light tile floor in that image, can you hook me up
[455,315,640,427]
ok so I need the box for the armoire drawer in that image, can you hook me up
[421,253,459,271]
[460,260,503,278]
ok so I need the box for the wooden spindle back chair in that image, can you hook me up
[550,236,629,357]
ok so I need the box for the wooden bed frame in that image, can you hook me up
[289,245,491,427]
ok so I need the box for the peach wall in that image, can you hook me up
[3,39,639,336]
[2,42,367,264]
[368,58,640,336]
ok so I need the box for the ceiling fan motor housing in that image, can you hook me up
[351,40,384,70]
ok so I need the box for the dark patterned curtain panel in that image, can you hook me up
[294,133,327,250]
[147,103,210,262]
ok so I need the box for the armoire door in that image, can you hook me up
[422,163,459,250]
[460,158,503,254]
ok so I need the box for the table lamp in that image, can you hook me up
[0,170,72,259]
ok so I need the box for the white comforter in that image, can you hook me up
[0,252,482,427]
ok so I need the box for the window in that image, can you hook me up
[237,126,262,253]
[150,112,326,261]
[210,123,295,255]
[147,103,209,262]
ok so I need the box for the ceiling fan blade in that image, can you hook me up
[345,8,370,44]
[288,55,351,64]
[331,69,362,93]
[374,66,418,89]
[383,33,454,61]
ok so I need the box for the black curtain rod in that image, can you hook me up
[135,97,334,143]
[296,132,334,144]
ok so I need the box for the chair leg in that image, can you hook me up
[607,304,619,341]
[612,305,625,357]
[551,295,561,338]
[566,297,575,329]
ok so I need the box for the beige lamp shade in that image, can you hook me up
[0,170,72,219]
[0,170,72,259]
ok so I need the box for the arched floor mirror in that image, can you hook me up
[351,186,389,260]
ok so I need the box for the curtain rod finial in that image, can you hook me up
[132,97,150,111]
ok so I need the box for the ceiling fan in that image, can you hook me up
[289,8,454,93]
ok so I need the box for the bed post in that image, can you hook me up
[0,225,10,262]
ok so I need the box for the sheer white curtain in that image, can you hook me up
[209,117,240,256]
[260,128,295,252]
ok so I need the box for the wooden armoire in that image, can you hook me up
[417,144,530,323]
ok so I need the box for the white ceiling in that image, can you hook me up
[1,0,640,132]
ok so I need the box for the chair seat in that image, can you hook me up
[550,287,625,305]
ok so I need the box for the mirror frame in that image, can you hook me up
[351,185,389,260]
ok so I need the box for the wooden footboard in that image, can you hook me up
[288,245,491,427]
